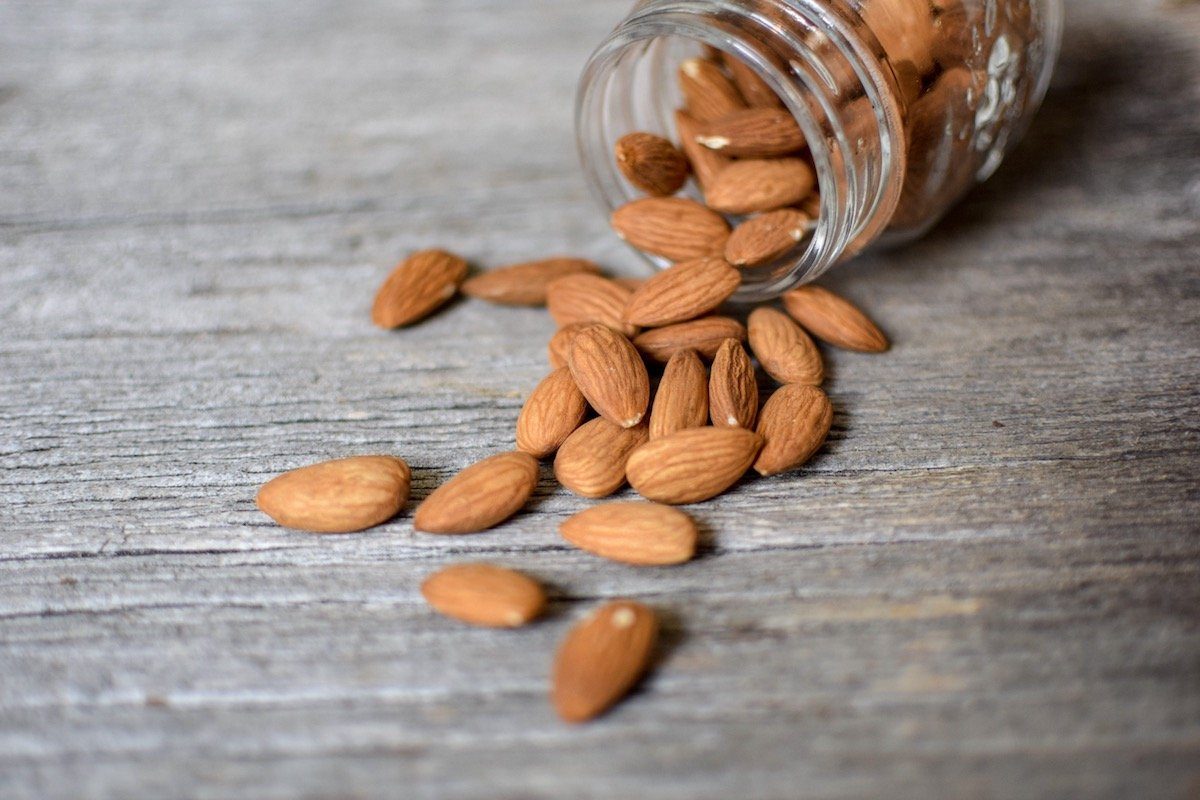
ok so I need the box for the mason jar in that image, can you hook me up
[576,0,1064,300]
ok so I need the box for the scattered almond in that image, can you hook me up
[648,349,709,439]
[371,249,468,329]
[546,273,637,337]
[781,284,889,352]
[413,451,539,534]
[754,384,833,476]
[694,108,805,158]
[610,197,730,262]
[705,158,816,214]
[421,563,546,628]
[461,257,601,307]
[615,132,690,196]
[674,110,729,193]
[548,322,589,369]
[568,324,650,429]
[626,426,763,504]
[552,600,658,723]
[516,367,589,458]
[560,502,697,566]
[677,57,745,121]
[722,55,785,109]
[747,306,824,385]
[256,455,411,533]
[708,339,758,429]
[725,209,810,267]
[624,256,741,328]
[633,316,746,362]
[554,418,649,498]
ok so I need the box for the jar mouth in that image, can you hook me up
[575,2,906,302]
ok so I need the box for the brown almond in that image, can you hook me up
[461,257,601,307]
[747,306,824,385]
[648,349,709,439]
[677,57,745,121]
[615,132,689,197]
[546,273,637,338]
[560,502,697,566]
[723,55,785,109]
[554,418,649,498]
[613,276,646,292]
[568,324,650,429]
[725,209,810,267]
[516,367,588,458]
[610,197,730,263]
[256,455,411,533]
[413,451,539,534]
[693,108,805,158]
[705,158,816,214]
[552,600,658,723]
[548,322,590,369]
[421,563,546,628]
[674,110,729,192]
[371,249,468,328]
[624,257,740,328]
[633,316,746,363]
[626,426,763,504]
[754,384,833,476]
[799,192,822,219]
[708,339,758,429]
[781,285,889,352]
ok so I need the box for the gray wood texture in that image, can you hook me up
[1,1,1198,797]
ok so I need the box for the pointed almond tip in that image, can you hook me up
[622,412,645,428]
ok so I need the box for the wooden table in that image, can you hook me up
[2,1,1197,797]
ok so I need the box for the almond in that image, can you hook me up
[560,502,697,566]
[674,110,729,193]
[548,322,589,369]
[677,57,745,121]
[413,451,539,534]
[693,108,805,158]
[546,274,637,338]
[516,367,589,458]
[708,339,758,429]
[613,276,646,292]
[747,306,824,385]
[256,455,411,533]
[554,418,649,498]
[615,132,689,196]
[610,197,730,263]
[754,384,833,476]
[421,563,546,628]
[461,257,601,307]
[371,249,468,328]
[705,158,816,214]
[626,426,763,504]
[722,54,785,109]
[799,192,822,219]
[648,349,708,439]
[633,316,746,363]
[781,284,889,352]
[552,600,658,723]
[624,256,740,328]
[725,209,810,267]
[568,324,650,428]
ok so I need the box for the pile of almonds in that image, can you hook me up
[255,47,888,724]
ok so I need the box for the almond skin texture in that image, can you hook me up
[371,249,468,328]
[725,209,810,267]
[516,367,588,458]
[633,316,746,363]
[554,418,649,498]
[754,384,833,476]
[461,258,601,307]
[723,54,785,109]
[781,285,889,352]
[748,306,824,385]
[615,132,690,196]
[546,274,637,338]
[256,456,411,533]
[413,451,539,534]
[548,322,590,369]
[560,502,697,566]
[675,110,729,192]
[626,426,763,504]
[677,57,745,121]
[694,108,806,158]
[708,339,758,429]
[705,158,816,214]
[649,349,709,440]
[611,197,730,263]
[624,257,741,328]
[568,324,650,429]
[553,600,658,723]
[421,563,546,628]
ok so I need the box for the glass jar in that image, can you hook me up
[576,0,1064,300]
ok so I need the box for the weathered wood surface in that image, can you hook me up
[1,1,1198,797]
